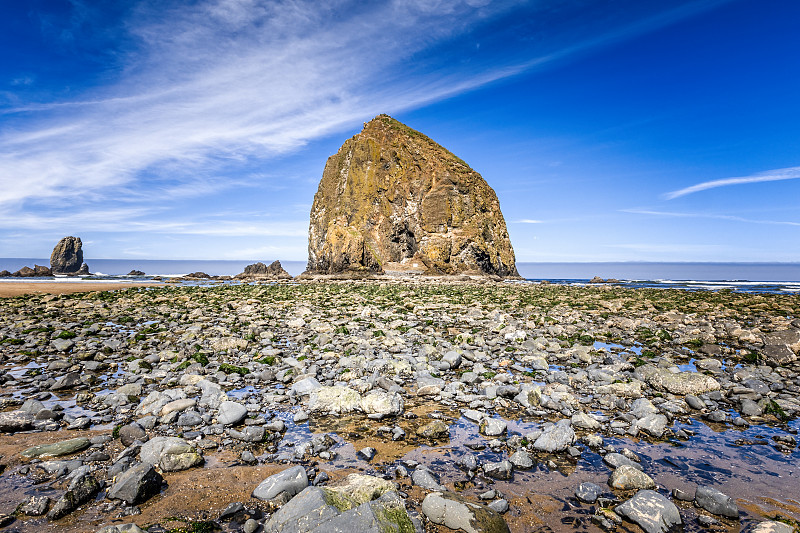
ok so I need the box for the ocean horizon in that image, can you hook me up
[1,258,799,283]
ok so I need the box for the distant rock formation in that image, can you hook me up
[235,261,292,280]
[12,266,35,277]
[128,270,146,276]
[0,270,10,277]
[8,265,52,277]
[50,236,86,275]
[306,115,519,277]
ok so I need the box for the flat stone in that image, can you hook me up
[21,437,90,458]
[361,391,404,417]
[47,473,101,520]
[508,450,533,469]
[604,452,643,471]
[0,410,35,432]
[479,417,507,437]
[747,521,796,533]
[411,466,446,491]
[308,386,362,414]
[160,398,196,417]
[253,465,308,501]
[140,437,203,472]
[483,460,513,480]
[416,420,450,440]
[615,489,682,533]
[95,525,145,533]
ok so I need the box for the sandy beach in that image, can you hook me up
[0,281,162,298]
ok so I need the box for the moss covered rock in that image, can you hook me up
[307,115,519,277]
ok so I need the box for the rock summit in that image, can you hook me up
[306,115,519,277]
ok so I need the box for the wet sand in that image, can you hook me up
[0,282,162,298]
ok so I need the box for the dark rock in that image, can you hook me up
[77,263,90,275]
[50,236,85,275]
[13,266,36,277]
[575,482,604,504]
[235,261,292,280]
[0,270,10,277]
[17,495,50,516]
[47,473,101,520]
[51,372,83,390]
[128,270,146,276]
[183,272,211,279]
[107,463,163,505]
[33,265,52,276]
[695,486,738,518]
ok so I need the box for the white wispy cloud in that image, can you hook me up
[515,219,545,224]
[623,208,800,227]
[664,166,800,200]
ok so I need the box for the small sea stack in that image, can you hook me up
[235,261,292,280]
[50,236,89,275]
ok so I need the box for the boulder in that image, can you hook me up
[306,114,519,277]
[47,473,101,520]
[533,419,576,453]
[761,329,800,366]
[421,491,511,533]
[635,365,720,395]
[265,486,416,533]
[217,401,247,426]
[615,490,682,533]
[0,410,34,432]
[139,437,203,472]
[235,261,292,280]
[361,390,404,417]
[695,486,738,518]
[252,465,308,501]
[608,465,655,491]
[416,420,450,440]
[50,236,85,275]
[107,463,163,504]
[308,386,362,414]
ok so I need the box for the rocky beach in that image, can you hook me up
[0,280,797,533]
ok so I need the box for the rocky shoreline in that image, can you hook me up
[0,281,798,533]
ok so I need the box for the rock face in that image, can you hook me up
[306,115,519,277]
[235,261,292,280]
[50,236,85,275]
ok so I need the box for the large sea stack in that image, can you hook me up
[306,115,519,277]
[50,236,86,275]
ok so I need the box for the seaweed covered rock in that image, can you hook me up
[307,115,519,277]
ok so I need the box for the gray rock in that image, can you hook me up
[243,518,259,533]
[47,473,101,520]
[740,398,763,417]
[571,412,601,430]
[615,490,682,533]
[695,485,738,518]
[17,495,50,516]
[483,460,513,480]
[416,420,450,439]
[575,482,603,504]
[636,365,720,395]
[0,410,34,432]
[508,450,533,469]
[21,437,90,458]
[685,395,706,410]
[291,377,322,396]
[608,465,655,490]
[361,391,404,417]
[604,452,643,471]
[95,524,146,533]
[422,491,510,533]
[107,463,163,504]
[357,447,377,461]
[308,386,362,414]
[51,371,82,388]
[442,351,462,369]
[457,453,478,472]
[411,466,446,491]
[746,520,796,533]
[139,437,203,472]
[636,414,668,438]
[218,401,247,426]
[479,417,507,437]
[533,419,575,453]
[488,499,509,513]
[118,423,147,446]
[253,465,308,501]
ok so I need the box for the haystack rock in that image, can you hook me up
[50,236,86,275]
[306,115,519,277]
[235,261,292,280]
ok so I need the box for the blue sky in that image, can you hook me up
[1,0,798,262]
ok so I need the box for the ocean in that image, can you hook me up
[1,259,799,294]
